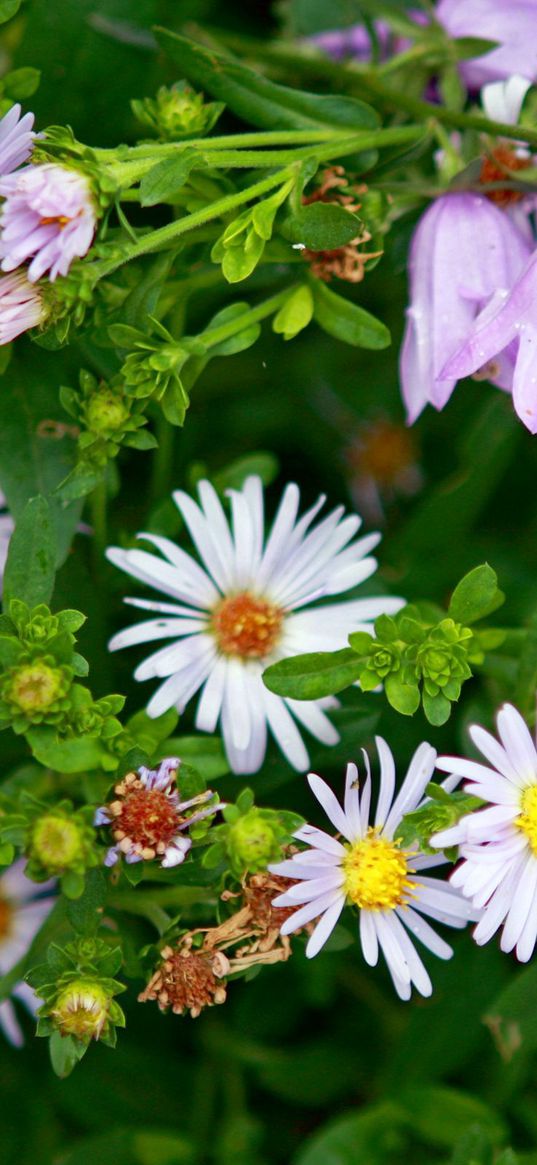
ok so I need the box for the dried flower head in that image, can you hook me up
[302,167,382,284]
[139,940,228,1018]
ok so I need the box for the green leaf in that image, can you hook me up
[263,648,364,699]
[221,229,265,284]
[49,1031,87,1078]
[272,285,314,341]
[2,66,41,99]
[0,0,22,24]
[452,36,499,60]
[204,302,262,356]
[295,1102,409,1165]
[285,203,362,250]
[312,281,391,349]
[384,674,420,716]
[66,869,107,935]
[26,727,118,774]
[348,631,374,655]
[139,149,198,207]
[155,29,379,132]
[422,690,452,726]
[3,495,57,609]
[160,735,229,780]
[448,564,504,625]
[398,1086,505,1149]
[0,349,82,565]
[484,962,537,1060]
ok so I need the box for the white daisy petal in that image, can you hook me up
[384,742,436,837]
[306,895,346,958]
[279,888,344,935]
[359,909,379,965]
[307,774,354,840]
[374,737,396,828]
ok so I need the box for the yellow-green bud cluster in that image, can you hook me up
[203,788,303,877]
[131,82,224,140]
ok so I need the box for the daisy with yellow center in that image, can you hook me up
[433,703,537,963]
[106,476,402,774]
[270,738,475,1000]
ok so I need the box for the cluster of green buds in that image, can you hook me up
[263,564,505,726]
[211,178,295,284]
[0,795,101,898]
[58,369,156,499]
[108,318,205,426]
[398,783,484,857]
[29,937,126,1064]
[0,603,86,733]
[131,82,225,140]
[202,787,303,877]
[350,608,480,725]
[0,602,126,765]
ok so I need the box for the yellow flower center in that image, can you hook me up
[212,593,283,659]
[342,829,413,910]
[10,662,62,712]
[516,784,537,854]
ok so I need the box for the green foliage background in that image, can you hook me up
[1,1,537,1163]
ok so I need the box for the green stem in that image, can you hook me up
[87,166,296,282]
[93,128,352,163]
[151,405,176,501]
[201,288,293,349]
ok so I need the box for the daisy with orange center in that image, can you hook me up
[107,476,402,774]
[270,739,476,999]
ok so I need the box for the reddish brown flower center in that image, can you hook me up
[115,788,179,849]
[480,146,531,207]
[139,943,227,1017]
[212,593,283,659]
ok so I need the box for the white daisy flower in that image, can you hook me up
[432,703,537,963]
[106,476,402,775]
[0,860,55,1047]
[269,738,475,999]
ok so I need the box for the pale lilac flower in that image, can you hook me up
[0,105,35,176]
[440,250,537,433]
[94,757,222,868]
[432,704,537,962]
[107,476,403,775]
[270,739,475,999]
[0,163,96,282]
[436,0,537,88]
[0,490,13,589]
[0,861,55,1047]
[400,192,531,423]
[312,22,392,63]
[0,270,44,343]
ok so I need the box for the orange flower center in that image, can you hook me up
[115,789,179,850]
[212,593,283,659]
[348,421,416,486]
[480,146,531,207]
[0,895,11,940]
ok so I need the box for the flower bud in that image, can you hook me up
[131,82,224,140]
[6,660,67,714]
[52,979,110,1041]
[228,810,280,872]
[85,389,130,435]
[31,814,83,873]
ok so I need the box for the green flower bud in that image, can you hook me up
[228,810,279,871]
[131,82,224,140]
[85,389,130,435]
[6,661,67,714]
[52,979,110,1041]
[31,814,82,872]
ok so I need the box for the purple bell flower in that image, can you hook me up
[400,192,531,423]
[441,251,537,433]
[436,0,537,88]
